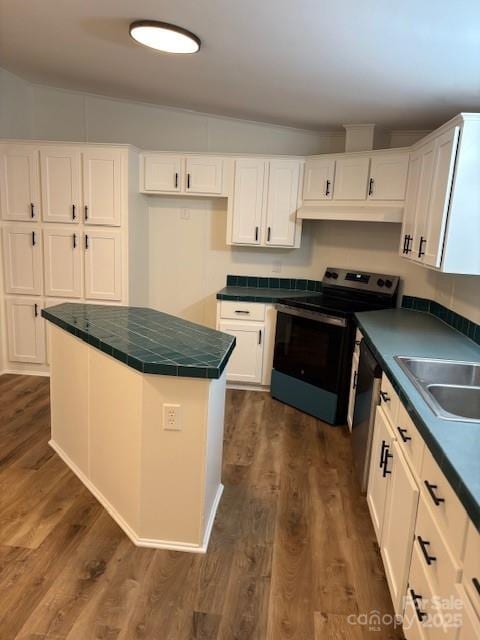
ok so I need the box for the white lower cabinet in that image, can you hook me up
[367,405,394,541]
[5,297,46,364]
[381,439,419,614]
[84,229,123,301]
[43,228,82,298]
[347,349,359,431]
[218,320,264,384]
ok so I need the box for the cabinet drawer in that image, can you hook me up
[380,373,399,425]
[414,494,461,600]
[219,300,265,322]
[420,448,468,564]
[396,402,425,478]
[461,521,480,617]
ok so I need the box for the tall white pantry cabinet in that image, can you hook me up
[0,141,148,375]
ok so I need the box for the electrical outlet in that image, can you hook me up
[163,403,182,430]
[272,260,282,274]
[180,208,190,220]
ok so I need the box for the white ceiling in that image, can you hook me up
[1,0,479,130]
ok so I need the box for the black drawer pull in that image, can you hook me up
[424,480,445,506]
[368,177,374,196]
[234,310,250,315]
[174,172,179,188]
[325,179,331,196]
[380,391,390,403]
[382,448,393,477]
[417,536,436,565]
[255,226,259,242]
[380,440,388,468]
[397,426,412,443]
[418,236,426,258]
[30,202,35,218]
[187,173,191,189]
[410,590,427,622]
[473,577,480,596]
[406,235,413,254]
[267,226,271,242]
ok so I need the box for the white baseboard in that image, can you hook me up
[49,439,223,554]
[2,368,50,377]
[226,382,270,392]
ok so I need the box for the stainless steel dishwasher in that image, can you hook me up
[351,340,382,493]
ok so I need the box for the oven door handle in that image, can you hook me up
[275,304,347,327]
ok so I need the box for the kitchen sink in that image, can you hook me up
[395,356,480,423]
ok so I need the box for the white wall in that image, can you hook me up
[0,69,33,138]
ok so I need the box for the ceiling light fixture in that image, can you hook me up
[129,20,201,54]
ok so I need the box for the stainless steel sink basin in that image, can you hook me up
[395,356,480,423]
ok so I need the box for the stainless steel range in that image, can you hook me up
[271,267,399,424]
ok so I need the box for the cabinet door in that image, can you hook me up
[231,159,266,245]
[265,160,300,247]
[0,145,40,221]
[381,440,419,614]
[422,127,460,268]
[368,153,409,200]
[367,405,393,543]
[5,297,46,363]
[185,157,223,194]
[84,230,122,301]
[400,150,422,258]
[218,321,264,383]
[142,154,182,193]
[40,147,81,223]
[347,351,359,432]
[333,156,370,200]
[411,141,436,262]
[83,148,123,226]
[44,228,82,298]
[2,224,43,295]
[302,158,335,200]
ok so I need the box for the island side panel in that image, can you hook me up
[88,348,143,535]
[49,326,90,477]
[140,374,217,549]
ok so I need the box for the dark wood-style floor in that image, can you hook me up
[0,374,403,639]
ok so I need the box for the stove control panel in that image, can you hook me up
[323,267,399,296]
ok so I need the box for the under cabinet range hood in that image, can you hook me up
[297,202,404,223]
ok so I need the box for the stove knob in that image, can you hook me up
[385,279,393,288]
[325,271,332,278]
[331,272,338,279]
[377,278,385,287]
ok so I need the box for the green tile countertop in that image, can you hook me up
[216,286,315,303]
[355,308,480,530]
[42,303,236,379]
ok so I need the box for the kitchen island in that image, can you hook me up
[42,303,235,553]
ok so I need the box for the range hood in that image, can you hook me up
[298,202,403,223]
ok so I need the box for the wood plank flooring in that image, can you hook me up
[0,374,404,639]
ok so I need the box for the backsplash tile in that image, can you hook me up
[402,295,480,345]
[226,274,323,293]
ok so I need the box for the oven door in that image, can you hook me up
[273,304,348,393]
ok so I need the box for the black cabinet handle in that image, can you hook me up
[34,303,38,317]
[368,177,374,196]
[418,236,426,258]
[380,440,388,468]
[187,173,191,189]
[402,234,408,254]
[325,179,331,196]
[255,226,259,242]
[410,590,427,622]
[234,310,250,315]
[267,226,271,242]
[85,234,89,250]
[84,205,88,221]
[407,235,413,254]
[30,202,35,218]
[397,426,412,443]
[403,234,412,255]
[258,330,262,345]
[353,370,358,389]
[175,172,179,188]
[417,536,437,565]
[424,480,445,506]
[473,578,480,596]
[72,204,76,220]
[380,390,390,403]
[32,231,36,246]
[382,447,393,477]
[73,233,77,249]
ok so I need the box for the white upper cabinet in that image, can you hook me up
[44,228,82,298]
[40,147,81,223]
[333,156,370,200]
[302,158,335,200]
[83,148,123,226]
[0,145,40,221]
[185,156,223,194]
[229,157,303,247]
[5,297,46,364]
[142,154,182,193]
[231,159,266,245]
[265,160,300,247]
[368,153,409,200]
[84,229,122,301]
[400,114,480,274]
[2,224,43,295]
